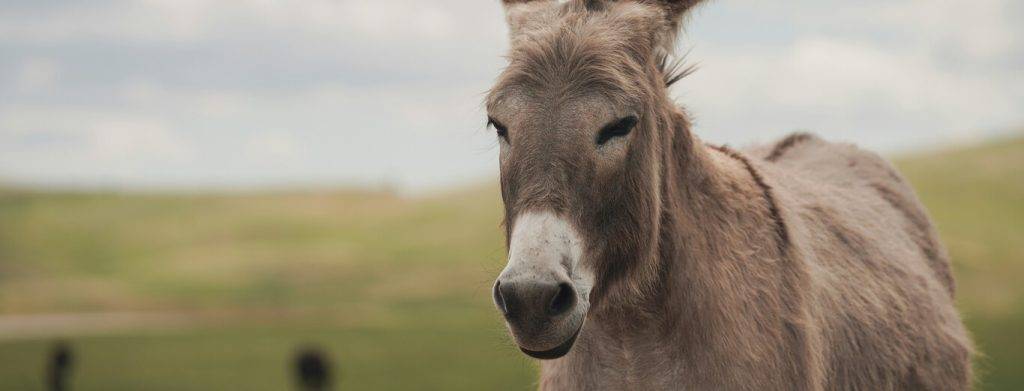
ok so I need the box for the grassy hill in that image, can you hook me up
[896,136,1024,389]
[0,188,506,314]
[0,136,1021,390]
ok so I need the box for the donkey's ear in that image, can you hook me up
[637,0,708,50]
[640,0,706,29]
[501,0,558,39]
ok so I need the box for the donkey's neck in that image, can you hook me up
[597,108,787,353]
[545,110,794,389]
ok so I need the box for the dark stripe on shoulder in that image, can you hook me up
[766,132,815,162]
[711,144,791,254]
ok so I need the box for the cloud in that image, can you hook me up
[0,106,192,161]
[0,0,462,45]
[0,0,1019,191]
[0,106,195,186]
[688,37,1015,121]
[859,0,1018,61]
[677,0,1023,150]
[88,118,192,162]
[11,57,60,92]
[245,131,299,162]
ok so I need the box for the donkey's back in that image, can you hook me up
[749,132,973,389]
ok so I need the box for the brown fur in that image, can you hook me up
[486,1,973,389]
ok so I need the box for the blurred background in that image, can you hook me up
[0,0,1020,390]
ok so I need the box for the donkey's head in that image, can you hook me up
[488,0,705,359]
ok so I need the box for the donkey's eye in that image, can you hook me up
[487,117,509,139]
[596,115,638,146]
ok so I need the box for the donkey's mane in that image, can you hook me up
[709,144,790,254]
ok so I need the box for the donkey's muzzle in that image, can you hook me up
[493,276,581,358]
[495,210,589,359]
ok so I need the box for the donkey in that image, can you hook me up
[486,0,973,389]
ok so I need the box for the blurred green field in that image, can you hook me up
[0,136,1021,390]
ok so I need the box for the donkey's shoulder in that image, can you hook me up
[746,132,898,187]
[747,132,859,166]
[746,132,956,296]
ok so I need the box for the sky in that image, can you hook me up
[0,0,1021,192]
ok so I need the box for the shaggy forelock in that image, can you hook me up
[489,1,669,108]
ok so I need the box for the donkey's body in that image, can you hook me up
[486,1,972,389]
[539,131,972,390]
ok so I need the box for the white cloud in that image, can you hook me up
[0,106,192,162]
[678,0,1022,151]
[0,2,205,43]
[245,131,299,161]
[0,0,460,44]
[0,1,1019,191]
[279,0,458,40]
[860,0,1017,61]
[12,58,60,92]
[88,118,192,162]
[774,37,1011,119]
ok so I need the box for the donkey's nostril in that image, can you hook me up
[495,279,573,320]
[548,282,577,316]
[493,281,509,315]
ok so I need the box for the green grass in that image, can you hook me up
[0,135,1021,390]
[0,303,537,391]
[0,188,507,313]
[896,136,1024,389]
